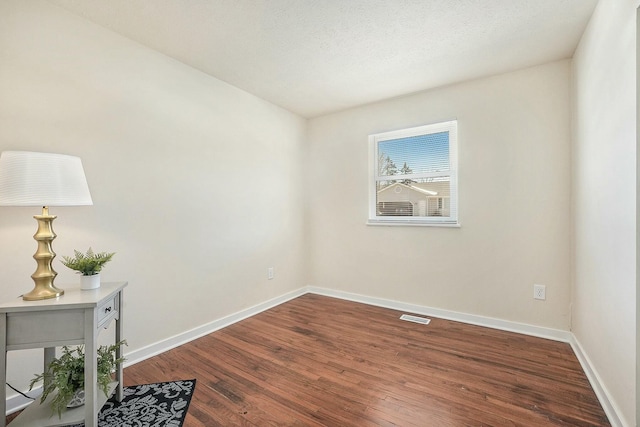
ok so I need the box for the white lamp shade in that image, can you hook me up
[0,151,93,206]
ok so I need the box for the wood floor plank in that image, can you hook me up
[6,293,610,426]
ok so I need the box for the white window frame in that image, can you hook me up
[368,120,459,227]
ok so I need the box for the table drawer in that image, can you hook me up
[97,296,118,327]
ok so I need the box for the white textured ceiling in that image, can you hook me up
[48,0,598,118]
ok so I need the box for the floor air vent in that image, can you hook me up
[400,314,431,325]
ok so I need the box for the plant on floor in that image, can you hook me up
[29,340,126,418]
[61,248,115,276]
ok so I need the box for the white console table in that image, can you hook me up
[0,281,127,427]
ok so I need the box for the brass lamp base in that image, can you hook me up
[23,207,64,301]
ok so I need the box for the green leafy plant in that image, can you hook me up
[29,341,126,418]
[61,248,115,276]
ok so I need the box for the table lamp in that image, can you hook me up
[0,151,93,300]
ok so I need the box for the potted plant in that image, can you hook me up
[61,248,115,290]
[29,341,126,418]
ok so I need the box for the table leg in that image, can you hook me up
[84,309,98,427]
[43,347,55,391]
[115,290,124,401]
[0,314,6,427]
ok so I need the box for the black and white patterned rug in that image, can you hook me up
[67,379,196,427]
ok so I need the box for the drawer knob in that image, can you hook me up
[104,307,112,313]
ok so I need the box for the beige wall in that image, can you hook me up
[307,61,572,330]
[1,0,636,423]
[0,0,307,397]
[572,0,637,425]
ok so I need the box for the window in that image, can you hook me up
[368,120,458,226]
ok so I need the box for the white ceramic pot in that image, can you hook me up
[67,388,85,408]
[80,274,100,290]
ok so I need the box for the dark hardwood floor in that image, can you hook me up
[8,293,610,426]
[128,294,608,426]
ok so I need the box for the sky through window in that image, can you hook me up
[378,131,449,177]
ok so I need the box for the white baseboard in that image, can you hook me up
[569,335,627,427]
[6,285,625,426]
[124,287,308,367]
[4,287,307,415]
[5,388,40,416]
[307,286,572,342]
[307,287,626,427]
[307,286,631,427]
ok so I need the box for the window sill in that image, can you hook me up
[366,220,461,228]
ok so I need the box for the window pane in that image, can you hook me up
[377,131,449,177]
[376,179,451,217]
[369,120,457,225]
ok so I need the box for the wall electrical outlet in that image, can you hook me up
[267,267,274,280]
[533,284,546,300]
